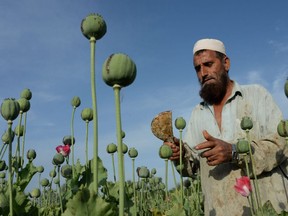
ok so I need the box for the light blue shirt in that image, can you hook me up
[183,81,288,215]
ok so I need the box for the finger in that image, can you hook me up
[202,130,216,141]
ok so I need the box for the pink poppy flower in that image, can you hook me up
[234,176,252,197]
[56,145,71,157]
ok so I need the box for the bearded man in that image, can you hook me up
[165,39,288,216]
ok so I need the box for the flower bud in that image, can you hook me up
[27,149,37,161]
[53,153,64,165]
[40,178,49,187]
[106,143,117,154]
[175,117,186,130]
[128,147,138,158]
[81,108,93,122]
[30,188,41,198]
[0,172,6,179]
[61,164,72,179]
[277,120,288,137]
[236,139,250,154]
[71,96,81,108]
[121,131,126,139]
[20,88,32,100]
[240,116,253,130]
[0,160,6,172]
[62,135,75,146]
[137,166,150,178]
[1,98,20,122]
[176,164,184,172]
[184,179,191,188]
[121,143,128,154]
[285,79,288,98]
[102,53,137,87]
[151,168,157,175]
[54,178,60,185]
[159,145,173,159]
[49,170,57,178]
[37,166,44,173]
[17,98,30,113]
[81,13,107,40]
[2,130,15,144]
[14,125,24,136]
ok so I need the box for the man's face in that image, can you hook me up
[193,50,230,105]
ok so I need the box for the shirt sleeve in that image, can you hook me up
[246,85,287,176]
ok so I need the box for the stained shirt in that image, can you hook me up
[182,81,288,216]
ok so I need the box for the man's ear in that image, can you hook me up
[224,57,230,71]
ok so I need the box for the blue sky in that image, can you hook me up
[1,1,288,190]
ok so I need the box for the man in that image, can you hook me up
[165,38,288,215]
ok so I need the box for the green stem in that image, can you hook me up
[132,158,137,216]
[21,112,28,168]
[165,159,169,199]
[85,121,89,168]
[244,155,256,214]
[179,129,184,204]
[113,84,125,216]
[246,130,262,211]
[111,153,116,182]
[8,121,13,216]
[71,107,76,178]
[0,144,8,160]
[57,166,63,214]
[90,36,99,195]
[170,160,178,189]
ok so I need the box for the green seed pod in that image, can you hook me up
[102,53,137,87]
[81,108,93,122]
[159,145,173,159]
[17,98,30,113]
[137,166,150,178]
[2,130,15,144]
[40,178,49,187]
[61,164,72,179]
[176,164,184,172]
[49,170,57,178]
[27,149,37,161]
[236,138,250,154]
[284,79,288,98]
[62,135,75,146]
[277,120,288,137]
[151,168,157,175]
[20,88,32,100]
[54,178,60,185]
[1,98,20,122]
[0,160,6,172]
[53,153,65,165]
[121,143,128,154]
[154,176,160,184]
[184,179,191,188]
[14,125,24,136]
[30,188,41,198]
[175,117,186,130]
[121,130,126,139]
[128,147,138,158]
[71,96,81,108]
[240,116,253,130]
[0,172,6,179]
[37,166,44,173]
[106,143,117,154]
[81,13,107,40]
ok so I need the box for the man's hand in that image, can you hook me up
[195,130,232,166]
[163,137,183,161]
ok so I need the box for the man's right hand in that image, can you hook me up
[164,137,182,161]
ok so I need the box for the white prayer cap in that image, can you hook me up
[193,38,226,55]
